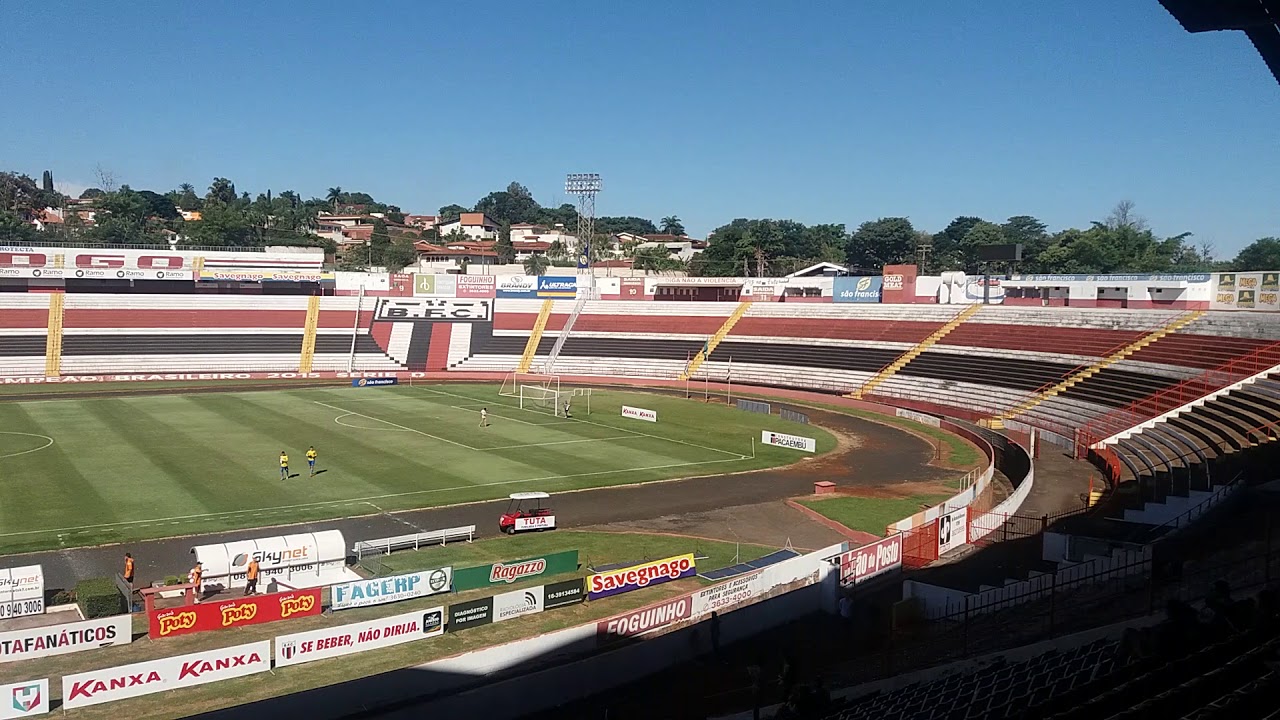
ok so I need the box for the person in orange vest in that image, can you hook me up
[244,557,260,596]
[123,553,135,591]
[189,562,203,603]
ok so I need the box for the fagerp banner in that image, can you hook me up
[148,589,322,639]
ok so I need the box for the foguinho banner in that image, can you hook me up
[451,551,579,592]
[330,568,452,611]
[587,554,696,600]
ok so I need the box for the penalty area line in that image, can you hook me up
[0,456,752,540]
[313,401,477,450]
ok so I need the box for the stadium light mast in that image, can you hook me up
[565,173,601,271]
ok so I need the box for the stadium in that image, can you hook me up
[1,233,1279,720]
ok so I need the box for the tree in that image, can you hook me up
[0,211,37,243]
[41,170,53,193]
[522,253,550,276]
[369,219,392,267]
[632,246,685,273]
[0,172,46,220]
[437,204,469,223]
[326,187,344,209]
[547,239,567,260]
[928,216,984,271]
[495,236,516,264]
[1231,238,1280,270]
[206,178,237,206]
[79,188,104,200]
[382,239,421,272]
[959,221,1007,271]
[660,216,685,236]
[846,217,916,271]
[474,181,541,227]
[94,165,117,193]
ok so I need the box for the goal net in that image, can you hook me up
[500,372,560,398]
[518,385,592,417]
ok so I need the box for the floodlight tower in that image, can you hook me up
[565,173,601,268]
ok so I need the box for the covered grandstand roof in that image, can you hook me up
[1160,0,1280,84]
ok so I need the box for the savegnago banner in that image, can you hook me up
[274,607,444,668]
[0,615,132,664]
[330,568,452,611]
[61,641,271,709]
[761,430,816,453]
[587,554,696,600]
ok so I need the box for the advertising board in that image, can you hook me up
[452,551,579,592]
[761,430,817,453]
[413,274,457,297]
[493,586,545,623]
[0,679,48,719]
[895,408,941,428]
[537,276,577,298]
[621,405,657,422]
[514,516,555,532]
[597,595,693,640]
[456,275,496,298]
[1211,272,1280,311]
[619,277,646,300]
[198,269,334,283]
[352,378,398,387]
[0,567,43,620]
[496,275,538,298]
[0,615,132,664]
[330,568,452,611]
[937,508,968,555]
[0,247,321,273]
[148,589,322,639]
[839,535,903,587]
[447,597,493,632]
[833,276,882,303]
[273,607,444,667]
[543,579,586,610]
[190,529,346,590]
[61,641,271,709]
[373,298,493,322]
[690,573,765,617]
[587,554,696,600]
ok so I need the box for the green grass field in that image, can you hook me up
[0,383,833,554]
[798,494,952,535]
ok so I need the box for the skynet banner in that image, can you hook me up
[761,430,816,453]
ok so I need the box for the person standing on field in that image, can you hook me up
[123,553,135,591]
[189,562,203,603]
[279,450,289,480]
[306,446,317,477]
[244,557,260,596]
[479,408,489,428]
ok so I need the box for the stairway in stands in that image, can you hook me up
[679,300,751,381]
[517,299,555,373]
[989,310,1205,429]
[849,303,982,400]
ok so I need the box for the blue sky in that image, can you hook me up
[3,1,1277,254]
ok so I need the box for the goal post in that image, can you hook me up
[500,372,560,398]
[517,385,592,417]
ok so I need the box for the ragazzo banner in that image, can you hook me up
[493,586,545,623]
[447,597,493,632]
[839,534,902,587]
[587,554,696,600]
[452,551,579,592]
[761,430,816,453]
[621,405,657,422]
[0,679,48,719]
[0,615,132,664]
[274,607,444,667]
[331,568,452,611]
[598,594,693,641]
[61,641,270,710]
[148,589,321,639]
[543,578,586,610]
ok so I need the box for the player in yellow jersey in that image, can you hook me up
[279,451,289,480]
[306,446,318,476]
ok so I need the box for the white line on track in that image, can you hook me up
[0,456,749,540]
[0,432,55,460]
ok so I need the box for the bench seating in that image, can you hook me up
[352,525,476,558]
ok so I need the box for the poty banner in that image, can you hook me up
[621,405,657,422]
[0,615,132,664]
[452,551,579,592]
[0,566,43,620]
[330,568,452,611]
[148,588,322,639]
[691,573,765,617]
[352,377,398,387]
[543,578,586,610]
[597,595,693,640]
[938,508,968,555]
[61,641,271,710]
[537,276,577,298]
[447,597,493,632]
[839,535,902,587]
[493,585,545,623]
[0,679,48,719]
[587,554,696,600]
[761,430,816,453]
[456,275,497,298]
[273,607,444,667]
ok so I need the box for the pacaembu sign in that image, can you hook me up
[761,430,816,453]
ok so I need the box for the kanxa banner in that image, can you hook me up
[61,641,270,709]
[587,554,696,600]
[0,616,132,664]
[274,608,444,667]
[148,589,321,639]
[621,405,657,422]
[331,568,452,611]
[452,551,579,592]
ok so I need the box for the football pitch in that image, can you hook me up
[0,383,834,554]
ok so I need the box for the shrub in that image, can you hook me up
[76,578,125,618]
[164,575,185,586]
[50,590,75,606]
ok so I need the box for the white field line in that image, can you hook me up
[334,413,415,432]
[313,401,477,450]
[446,404,577,427]
[414,385,746,459]
[0,432,55,460]
[485,435,635,450]
[0,456,750,540]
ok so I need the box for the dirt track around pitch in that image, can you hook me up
[2,403,957,593]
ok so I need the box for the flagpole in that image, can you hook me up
[685,350,690,399]
[727,355,733,406]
